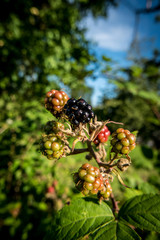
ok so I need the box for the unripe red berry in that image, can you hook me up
[94,126,110,145]
[93,178,101,189]
[81,163,91,170]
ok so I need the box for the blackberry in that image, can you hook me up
[73,163,109,198]
[94,126,110,145]
[40,133,64,160]
[111,128,136,155]
[43,121,64,135]
[45,89,69,117]
[64,98,94,126]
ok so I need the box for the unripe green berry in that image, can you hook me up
[49,136,57,142]
[83,182,93,191]
[117,132,126,140]
[51,142,60,151]
[115,142,123,151]
[103,191,111,199]
[121,138,130,146]
[121,146,129,154]
[44,141,52,149]
[78,169,87,180]
[84,174,95,183]
[53,150,63,158]
[106,184,112,193]
[87,169,96,177]
[100,187,107,195]
[45,150,53,155]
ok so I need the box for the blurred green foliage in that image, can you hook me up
[96,52,160,148]
[0,0,117,239]
[1,0,160,239]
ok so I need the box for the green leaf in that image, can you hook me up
[124,188,143,200]
[46,197,114,240]
[119,194,160,232]
[90,221,141,240]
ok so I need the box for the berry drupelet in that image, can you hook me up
[111,128,136,155]
[64,98,94,126]
[45,89,69,117]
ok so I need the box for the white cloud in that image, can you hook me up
[83,8,134,52]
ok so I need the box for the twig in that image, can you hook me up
[68,148,89,155]
[110,192,119,215]
[86,141,114,168]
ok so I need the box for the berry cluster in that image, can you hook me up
[73,163,112,199]
[111,128,136,154]
[64,98,94,126]
[44,121,64,135]
[45,90,69,117]
[94,126,110,145]
[40,134,64,160]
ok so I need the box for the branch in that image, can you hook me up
[68,148,89,155]
[86,141,118,168]
[110,192,119,215]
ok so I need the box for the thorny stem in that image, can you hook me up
[110,192,119,215]
[67,140,119,169]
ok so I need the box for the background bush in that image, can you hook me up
[0,0,160,239]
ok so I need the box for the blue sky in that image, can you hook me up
[83,0,160,106]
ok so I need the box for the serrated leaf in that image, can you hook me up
[90,221,141,240]
[119,194,160,232]
[46,197,114,240]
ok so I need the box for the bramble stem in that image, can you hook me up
[110,192,119,215]
[67,140,118,169]
[69,148,89,155]
[87,141,113,168]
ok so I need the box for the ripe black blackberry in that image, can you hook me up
[64,98,94,126]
